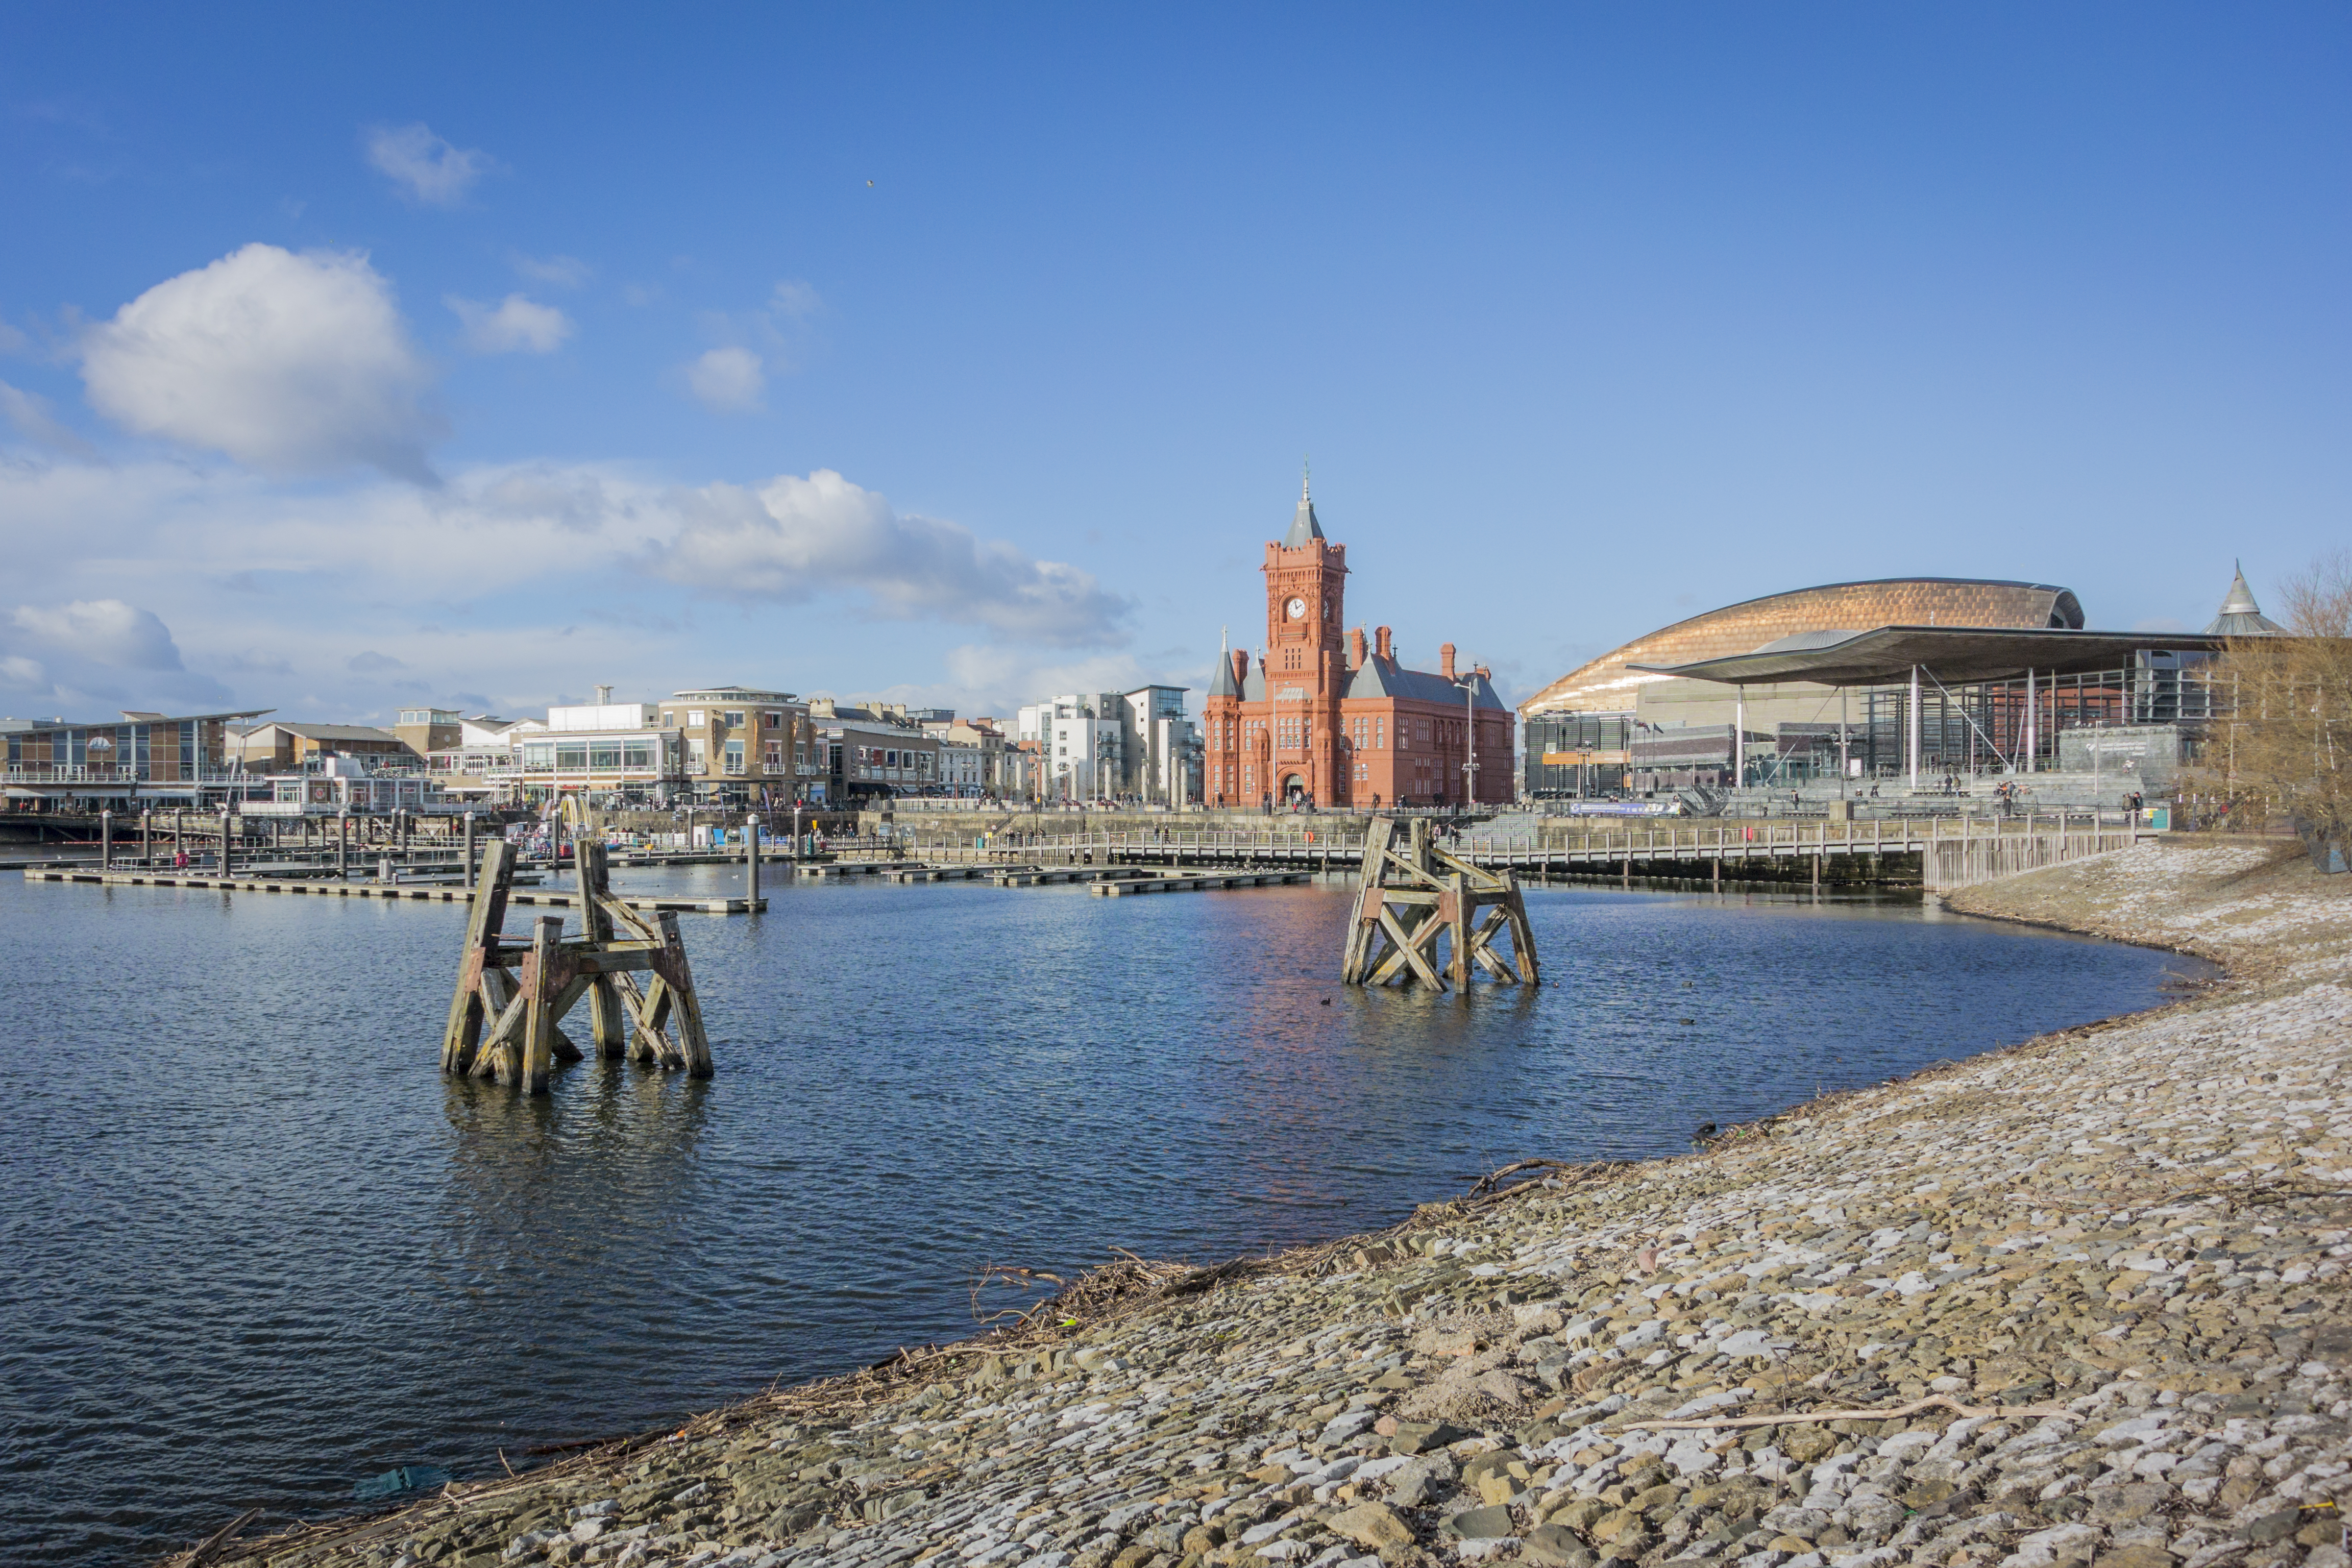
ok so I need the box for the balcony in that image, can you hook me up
[4,765,244,785]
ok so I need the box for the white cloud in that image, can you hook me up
[0,380,94,453]
[511,253,591,288]
[934,645,1165,715]
[364,122,493,207]
[78,243,442,481]
[769,279,821,321]
[447,293,573,354]
[0,322,28,356]
[684,346,764,412]
[655,469,1130,645]
[12,599,185,670]
[0,457,1134,720]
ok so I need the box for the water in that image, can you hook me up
[0,867,2201,1563]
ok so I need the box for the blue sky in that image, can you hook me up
[2,4,2345,726]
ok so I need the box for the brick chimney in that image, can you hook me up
[1348,628,1366,670]
[1375,625,1392,662]
[1440,643,1457,681]
[1231,649,1249,691]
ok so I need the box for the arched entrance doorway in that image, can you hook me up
[1282,773,1308,805]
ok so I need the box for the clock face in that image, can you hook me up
[1286,596,1307,620]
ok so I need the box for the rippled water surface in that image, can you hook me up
[0,866,2200,1563]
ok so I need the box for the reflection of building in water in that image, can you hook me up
[1202,476,1515,810]
[1520,570,2268,799]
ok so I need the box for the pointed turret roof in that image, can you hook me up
[1206,628,1239,697]
[2204,561,2283,635]
[1283,467,1325,547]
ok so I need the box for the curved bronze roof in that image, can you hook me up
[1521,578,2085,715]
[1634,625,2226,688]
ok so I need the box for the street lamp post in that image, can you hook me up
[1452,663,1481,810]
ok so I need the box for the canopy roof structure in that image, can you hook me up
[1630,626,2233,689]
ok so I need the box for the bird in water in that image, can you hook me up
[1692,1121,1718,1149]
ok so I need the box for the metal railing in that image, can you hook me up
[4,765,247,784]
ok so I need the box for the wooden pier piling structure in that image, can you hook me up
[440,840,712,1093]
[1340,817,1539,991]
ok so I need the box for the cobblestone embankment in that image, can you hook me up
[195,837,2352,1568]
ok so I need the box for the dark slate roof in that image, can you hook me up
[1206,648,1239,698]
[1342,655,1509,710]
[1283,477,1325,547]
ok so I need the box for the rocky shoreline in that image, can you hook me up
[184,836,2351,1568]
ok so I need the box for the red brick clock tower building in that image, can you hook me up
[1203,477,1515,810]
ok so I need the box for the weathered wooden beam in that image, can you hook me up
[575,841,629,1059]
[654,910,713,1077]
[1504,885,1539,984]
[1375,905,1447,990]
[440,839,513,1071]
[1447,871,1471,989]
[518,916,564,1094]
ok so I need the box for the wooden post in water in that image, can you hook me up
[141,810,152,869]
[744,812,760,906]
[462,812,476,889]
[1341,815,1537,992]
[101,809,112,870]
[440,837,713,1092]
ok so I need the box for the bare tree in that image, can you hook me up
[2215,551,2352,848]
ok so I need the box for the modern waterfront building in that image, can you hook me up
[805,712,941,802]
[393,708,463,759]
[1200,477,1514,810]
[246,752,457,815]
[1013,689,1196,804]
[2,708,264,806]
[1518,569,2267,799]
[658,686,815,805]
[233,721,414,773]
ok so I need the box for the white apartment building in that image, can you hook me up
[1016,694,1121,802]
[1015,685,1196,804]
[938,742,986,795]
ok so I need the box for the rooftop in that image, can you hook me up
[1632,625,2233,688]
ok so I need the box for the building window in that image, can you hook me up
[591,742,621,770]
[686,709,705,727]
[765,741,782,769]
[689,739,707,772]
[723,741,745,775]
[763,712,780,728]
[723,710,745,727]
[624,742,653,769]
[556,743,587,770]
[524,742,553,770]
